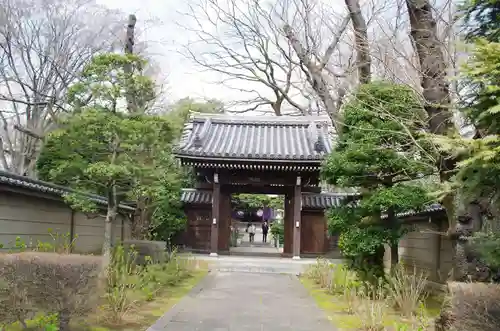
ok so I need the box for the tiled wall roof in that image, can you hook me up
[180,188,353,209]
[381,203,445,219]
[0,170,135,211]
[181,188,445,217]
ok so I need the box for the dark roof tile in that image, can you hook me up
[175,113,334,161]
[180,189,352,209]
[301,192,357,209]
[181,188,446,218]
[381,203,445,219]
[0,170,135,211]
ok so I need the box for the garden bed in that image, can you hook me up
[0,248,208,331]
[83,268,207,331]
[300,259,443,331]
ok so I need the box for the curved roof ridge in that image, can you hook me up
[189,112,332,125]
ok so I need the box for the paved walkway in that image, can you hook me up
[148,272,334,331]
[188,254,342,275]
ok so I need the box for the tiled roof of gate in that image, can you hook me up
[181,188,446,217]
[175,113,334,161]
[0,170,135,211]
[180,189,214,205]
[180,189,353,209]
[301,192,358,209]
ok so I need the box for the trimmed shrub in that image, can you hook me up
[0,252,103,331]
[436,282,500,331]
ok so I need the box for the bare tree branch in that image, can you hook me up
[0,0,125,176]
[344,0,371,84]
[179,0,312,115]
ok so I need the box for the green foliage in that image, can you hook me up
[104,245,144,322]
[102,245,196,324]
[166,97,224,135]
[322,82,432,188]
[34,229,78,254]
[37,109,174,204]
[233,194,283,210]
[434,41,500,206]
[37,53,227,244]
[303,260,435,330]
[461,0,500,42]
[432,35,500,274]
[360,185,431,215]
[0,312,59,331]
[0,236,35,252]
[0,230,77,254]
[471,231,500,269]
[322,81,433,280]
[36,53,193,244]
[461,40,500,135]
[147,98,224,242]
[67,53,155,113]
[270,222,284,244]
[149,160,188,243]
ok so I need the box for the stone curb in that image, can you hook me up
[214,267,302,275]
[145,271,213,331]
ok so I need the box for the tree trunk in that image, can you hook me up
[406,0,482,280]
[387,207,399,267]
[131,196,152,239]
[124,14,137,114]
[103,185,117,266]
[284,25,342,132]
[344,0,371,84]
[58,309,71,331]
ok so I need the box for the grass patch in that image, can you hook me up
[0,246,210,331]
[301,276,440,330]
[1,270,207,331]
[86,269,208,331]
[301,259,443,331]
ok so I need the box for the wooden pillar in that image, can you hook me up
[293,176,302,259]
[210,173,220,257]
[284,193,293,255]
[218,190,231,252]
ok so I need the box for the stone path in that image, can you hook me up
[148,271,335,331]
[189,254,342,275]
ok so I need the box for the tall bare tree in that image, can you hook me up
[404,0,485,280]
[181,0,341,115]
[0,0,125,176]
[283,0,368,131]
[344,0,371,84]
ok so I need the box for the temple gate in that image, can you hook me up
[174,113,345,258]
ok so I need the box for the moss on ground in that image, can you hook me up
[88,269,208,331]
[300,276,441,330]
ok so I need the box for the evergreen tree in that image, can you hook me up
[322,81,433,280]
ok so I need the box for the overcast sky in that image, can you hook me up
[95,0,351,114]
[96,0,248,106]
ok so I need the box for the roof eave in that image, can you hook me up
[174,153,326,164]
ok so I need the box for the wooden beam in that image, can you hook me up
[184,160,323,172]
[196,168,322,186]
[222,185,320,195]
[224,185,289,195]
